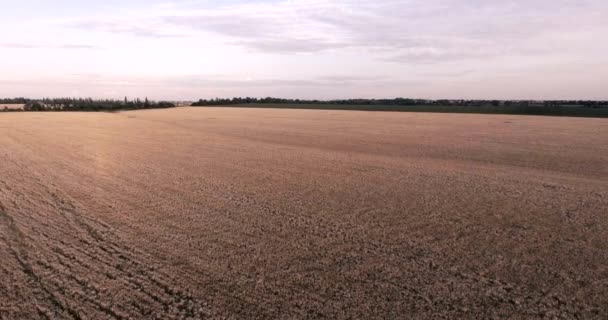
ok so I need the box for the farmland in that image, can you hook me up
[0,104,24,111]
[1,107,607,319]
[191,99,608,118]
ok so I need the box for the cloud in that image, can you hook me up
[1,42,99,49]
[0,74,386,88]
[236,38,349,53]
[384,47,496,64]
[59,0,607,62]
[64,19,188,38]
[161,75,390,88]
[316,75,389,82]
[0,73,406,96]
[0,73,420,101]
[57,0,608,61]
[415,69,476,78]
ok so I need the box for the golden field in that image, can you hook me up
[1,107,607,319]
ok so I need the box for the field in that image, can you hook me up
[0,104,24,110]
[1,107,607,319]
[192,103,608,118]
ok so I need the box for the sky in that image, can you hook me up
[0,0,607,100]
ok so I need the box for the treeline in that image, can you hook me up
[192,97,608,108]
[191,97,608,117]
[0,97,29,104]
[1,97,175,112]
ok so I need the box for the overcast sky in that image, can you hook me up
[1,0,607,100]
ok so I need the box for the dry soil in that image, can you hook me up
[1,108,607,319]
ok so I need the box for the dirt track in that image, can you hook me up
[1,108,607,319]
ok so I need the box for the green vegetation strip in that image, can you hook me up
[192,103,608,118]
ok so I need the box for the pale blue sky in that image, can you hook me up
[1,0,607,100]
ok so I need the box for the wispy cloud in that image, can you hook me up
[64,19,187,38]
[0,74,389,88]
[1,42,99,49]
[0,73,416,100]
[59,0,608,62]
[316,75,389,82]
[149,75,392,88]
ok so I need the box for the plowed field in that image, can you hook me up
[1,108,607,319]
